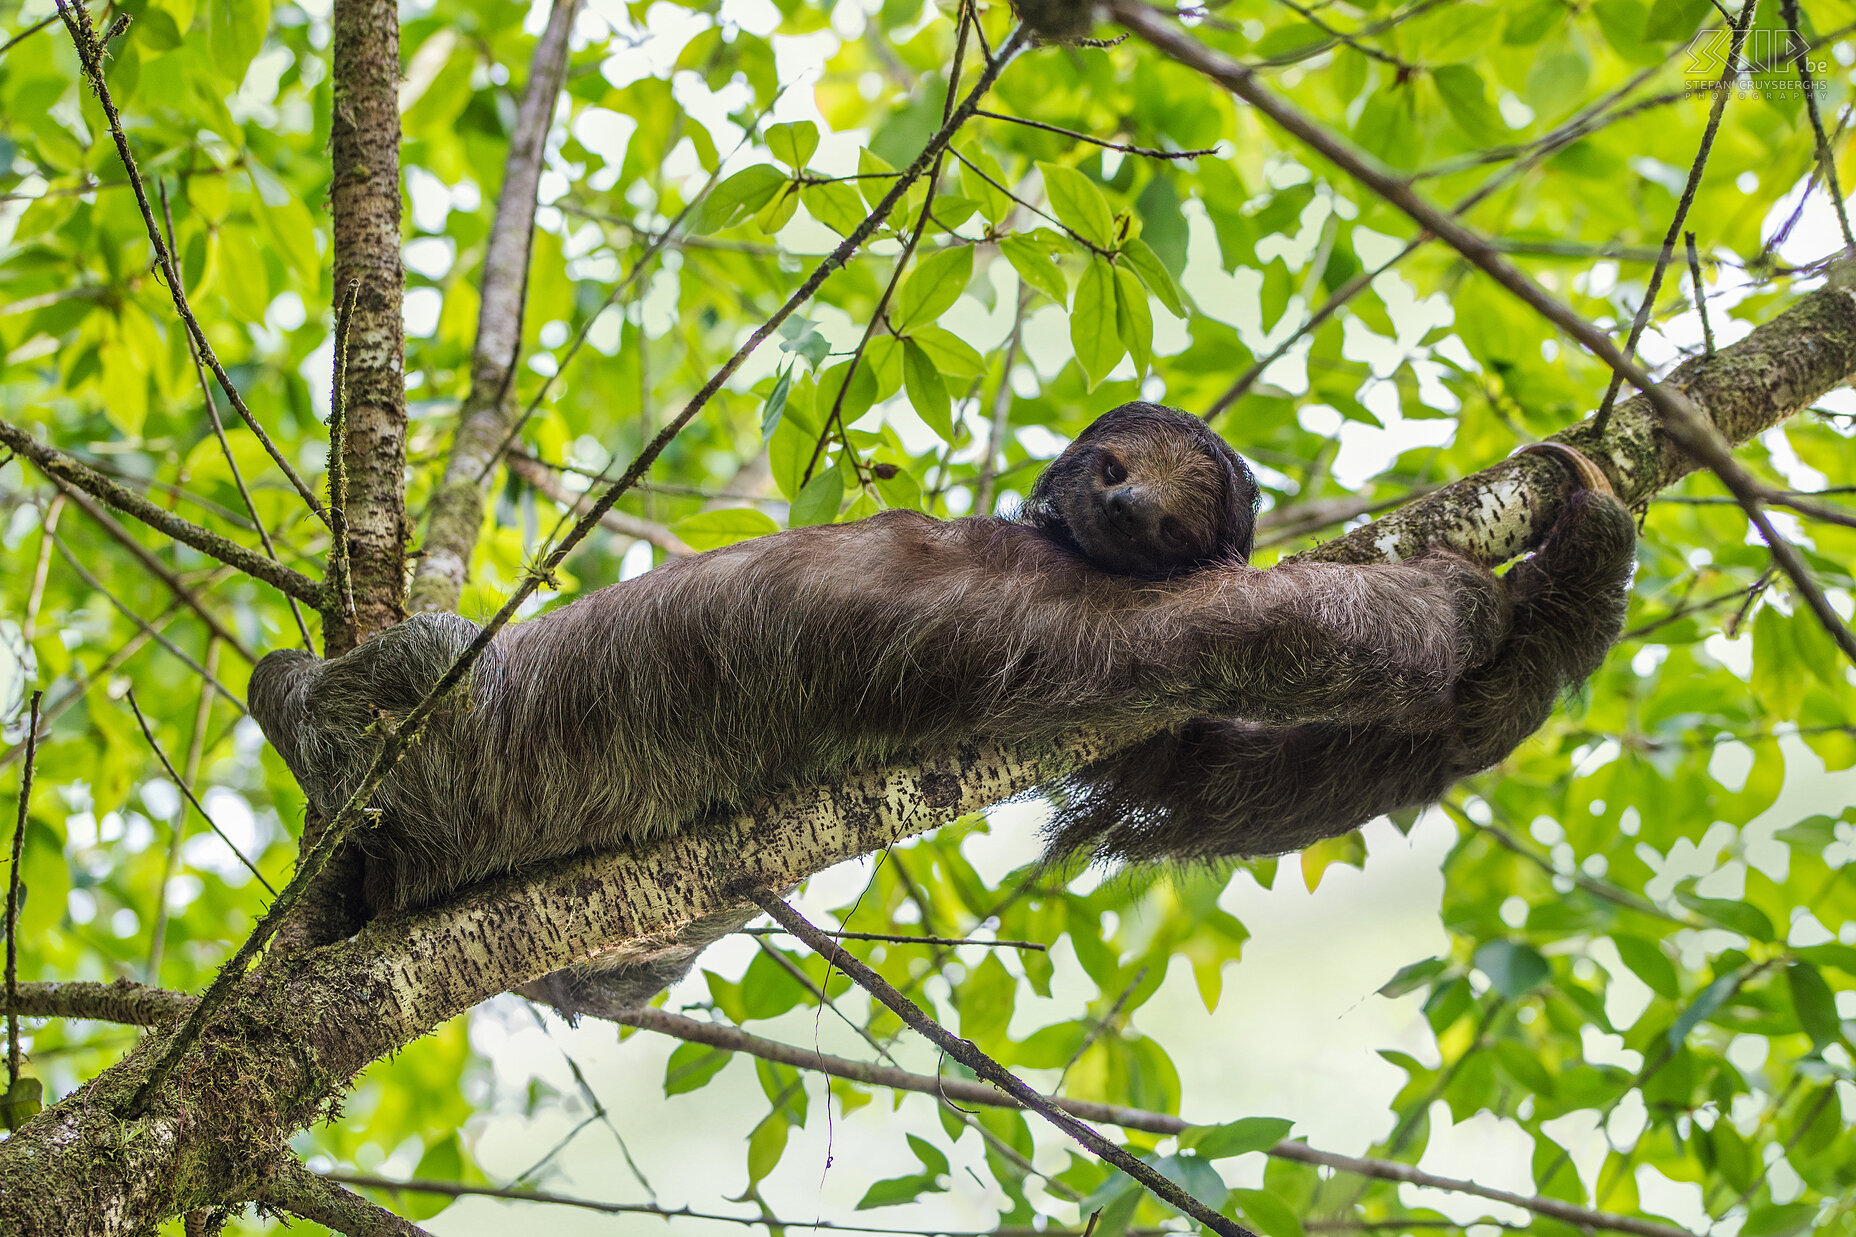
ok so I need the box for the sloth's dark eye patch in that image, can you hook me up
[1100,453,1127,485]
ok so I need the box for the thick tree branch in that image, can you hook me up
[409,0,583,613]
[327,0,411,650]
[0,979,192,1025]
[250,1157,431,1237]
[0,418,326,610]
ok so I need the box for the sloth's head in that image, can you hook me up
[1026,402,1260,579]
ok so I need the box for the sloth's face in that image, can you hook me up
[1046,432,1230,577]
[1025,402,1259,578]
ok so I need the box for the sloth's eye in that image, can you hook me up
[1100,455,1127,484]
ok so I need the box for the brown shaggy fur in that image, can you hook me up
[249,403,1632,988]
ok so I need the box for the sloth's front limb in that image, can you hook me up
[1046,470,1636,864]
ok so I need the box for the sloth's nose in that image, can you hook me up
[1103,486,1140,530]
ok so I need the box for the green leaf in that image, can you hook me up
[746,1111,789,1186]
[893,246,973,331]
[761,365,794,438]
[1786,961,1841,1049]
[699,164,788,233]
[1643,0,1711,39]
[1113,265,1153,378]
[1409,2,1501,62]
[856,1173,945,1209]
[1612,934,1680,999]
[1149,1153,1230,1214]
[1432,65,1506,146]
[0,1077,43,1132]
[801,181,868,236]
[1120,238,1186,318]
[1378,957,1448,998]
[1038,162,1116,249]
[765,120,819,170]
[908,325,985,378]
[1739,1203,1820,1237]
[1668,969,1742,1047]
[1232,1187,1307,1237]
[902,339,955,444]
[1493,1040,1556,1096]
[1473,940,1550,998]
[671,508,781,550]
[1252,22,1330,62]
[788,467,844,528]
[207,0,270,85]
[754,183,800,234]
[906,1133,949,1177]
[1070,257,1123,391]
[999,234,1069,305]
[664,1042,732,1095]
[1675,890,1775,942]
[1187,1116,1294,1159]
[857,148,900,210]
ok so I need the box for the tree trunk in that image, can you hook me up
[326,0,409,653]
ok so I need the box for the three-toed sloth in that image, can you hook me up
[252,402,1634,924]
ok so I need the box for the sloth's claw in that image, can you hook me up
[1514,441,1616,497]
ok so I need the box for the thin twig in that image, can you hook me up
[973,287,1031,515]
[1593,0,1755,432]
[741,927,1046,951]
[1782,0,1856,249]
[0,420,326,612]
[752,891,1258,1237]
[0,12,57,57]
[328,280,360,626]
[6,692,43,1089]
[49,483,258,663]
[1055,964,1146,1090]
[20,496,62,644]
[49,534,245,712]
[504,455,693,556]
[127,30,1032,1117]
[53,0,330,525]
[1619,583,1754,641]
[805,2,981,485]
[124,692,273,894]
[160,180,316,650]
[0,578,236,770]
[147,639,220,983]
[1686,232,1716,354]
[974,109,1216,159]
[327,1171,1080,1235]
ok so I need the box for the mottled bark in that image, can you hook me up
[409,0,583,614]
[327,0,410,652]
